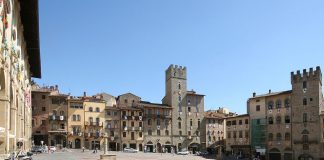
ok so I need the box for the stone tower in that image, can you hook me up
[163,65,204,152]
[291,67,322,160]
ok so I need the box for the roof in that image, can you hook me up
[249,90,292,99]
[116,93,141,100]
[204,112,226,119]
[186,91,205,96]
[49,94,69,97]
[140,101,171,108]
[19,0,41,78]
[225,114,249,119]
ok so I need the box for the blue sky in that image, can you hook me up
[36,0,324,114]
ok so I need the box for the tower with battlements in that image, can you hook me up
[291,66,322,160]
[163,65,204,153]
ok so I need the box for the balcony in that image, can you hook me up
[48,128,67,134]
[121,116,144,121]
[71,132,83,137]
[49,115,66,121]
[144,114,171,119]
[123,126,142,131]
[84,132,103,138]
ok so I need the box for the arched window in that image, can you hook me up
[72,115,76,121]
[96,107,100,112]
[178,82,181,90]
[268,133,273,141]
[77,115,81,121]
[89,117,93,122]
[276,116,281,124]
[268,117,273,124]
[89,107,93,112]
[148,130,152,136]
[178,122,181,129]
[268,101,274,110]
[285,133,290,141]
[276,100,282,108]
[165,130,169,136]
[276,133,282,141]
[284,98,290,108]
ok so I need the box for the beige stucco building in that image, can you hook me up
[0,0,41,158]
[67,97,85,149]
[83,98,105,150]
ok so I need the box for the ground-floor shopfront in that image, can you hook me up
[48,132,67,149]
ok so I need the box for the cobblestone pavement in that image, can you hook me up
[32,149,225,160]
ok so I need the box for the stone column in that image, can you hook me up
[104,137,108,154]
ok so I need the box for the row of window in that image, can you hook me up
[88,107,100,112]
[268,132,290,141]
[106,111,118,116]
[178,119,200,129]
[148,119,170,126]
[208,119,223,124]
[122,111,143,116]
[122,131,142,140]
[227,131,249,139]
[267,99,290,110]
[72,114,81,121]
[208,136,224,142]
[226,119,249,126]
[268,116,290,124]
[123,121,143,127]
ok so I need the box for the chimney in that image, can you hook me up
[83,92,86,97]
[253,92,256,97]
[269,89,271,94]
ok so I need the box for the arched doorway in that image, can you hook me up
[269,148,281,160]
[164,141,172,153]
[138,144,143,151]
[298,154,313,160]
[189,143,200,154]
[75,139,81,149]
[157,143,162,153]
[146,141,153,152]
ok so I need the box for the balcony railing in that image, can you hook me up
[49,115,66,121]
[144,114,171,119]
[121,116,144,121]
[122,126,143,131]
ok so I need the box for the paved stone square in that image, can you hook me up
[31,149,224,160]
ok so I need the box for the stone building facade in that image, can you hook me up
[202,109,226,154]
[225,114,250,156]
[0,0,41,158]
[291,67,323,160]
[48,93,68,148]
[117,93,144,151]
[141,101,172,153]
[162,65,205,153]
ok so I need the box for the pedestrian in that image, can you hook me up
[171,147,174,156]
[95,147,98,153]
[82,146,85,152]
